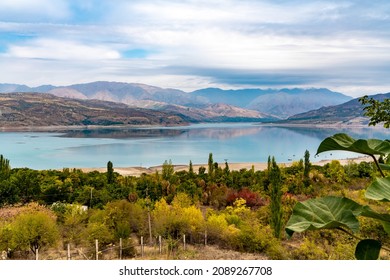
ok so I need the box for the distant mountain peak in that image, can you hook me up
[283,92,390,126]
[1,81,354,122]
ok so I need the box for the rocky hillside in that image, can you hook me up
[283,92,390,125]
[0,93,187,128]
[0,82,352,120]
[192,88,352,119]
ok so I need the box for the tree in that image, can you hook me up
[104,200,146,239]
[224,161,230,175]
[107,161,114,184]
[303,150,311,187]
[188,160,194,177]
[269,157,283,239]
[10,168,40,204]
[0,154,10,180]
[58,203,88,246]
[162,159,174,181]
[208,153,214,178]
[11,211,59,258]
[359,95,390,128]
[0,155,13,206]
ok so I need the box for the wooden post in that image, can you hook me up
[141,236,144,257]
[119,238,122,260]
[205,230,208,246]
[148,208,153,245]
[183,234,186,250]
[36,248,39,260]
[67,243,71,260]
[95,239,99,260]
[159,236,162,254]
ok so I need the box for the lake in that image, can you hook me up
[0,123,388,170]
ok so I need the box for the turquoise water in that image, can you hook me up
[0,123,388,169]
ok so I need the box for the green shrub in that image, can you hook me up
[233,223,286,259]
[290,237,328,260]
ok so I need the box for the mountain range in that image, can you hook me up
[0,93,187,128]
[0,81,353,123]
[283,92,390,126]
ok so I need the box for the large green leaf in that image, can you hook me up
[316,133,390,156]
[379,163,390,171]
[355,239,381,260]
[382,221,390,235]
[360,206,390,223]
[360,206,390,235]
[365,177,390,201]
[285,196,364,237]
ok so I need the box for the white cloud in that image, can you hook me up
[0,0,71,21]
[112,0,352,26]
[1,0,390,95]
[7,39,120,60]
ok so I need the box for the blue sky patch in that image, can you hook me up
[122,49,150,59]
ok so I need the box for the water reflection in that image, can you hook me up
[1,123,388,169]
[60,128,186,139]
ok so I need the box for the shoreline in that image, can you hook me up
[78,156,372,176]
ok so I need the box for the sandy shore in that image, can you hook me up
[79,156,373,176]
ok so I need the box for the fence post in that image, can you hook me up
[95,239,99,260]
[119,238,122,260]
[183,234,186,250]
[141,236,144,257]
[67,243,71,260]
[148,209,153,245]
[205,230,208,246]
[36,248,39,260]
[159,236,162,254]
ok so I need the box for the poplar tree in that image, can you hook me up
[208,153,214,179]
[107,161,114,184]
[303,150,311,187]
[269,157,283,239]
[0,154,10,180]
[189,160,194,176]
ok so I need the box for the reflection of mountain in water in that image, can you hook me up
[60,128,186,139]
[183,126,263,140]
[279,126,389,141]
[58,124,389,144]
[59,124,265,140]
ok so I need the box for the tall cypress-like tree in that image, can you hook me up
[269,157,283,239]
[189,160,194,175]
[0,155,11,206]
[107,161,114,184]
[208,153,214,178]
[0,154,10,180]
[303,150,311,187]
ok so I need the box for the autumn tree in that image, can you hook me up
[11,211,60,258]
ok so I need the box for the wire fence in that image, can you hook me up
[2,234,207,260]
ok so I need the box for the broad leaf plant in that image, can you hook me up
[285,133,390,259]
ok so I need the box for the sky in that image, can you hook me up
[1,0,390,97]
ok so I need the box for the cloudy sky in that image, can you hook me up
[1,0,390,96]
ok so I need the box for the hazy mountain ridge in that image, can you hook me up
[284,92,390,125]
[0,93,187,128]
[0,81,354,122]
[192,87,352,118]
